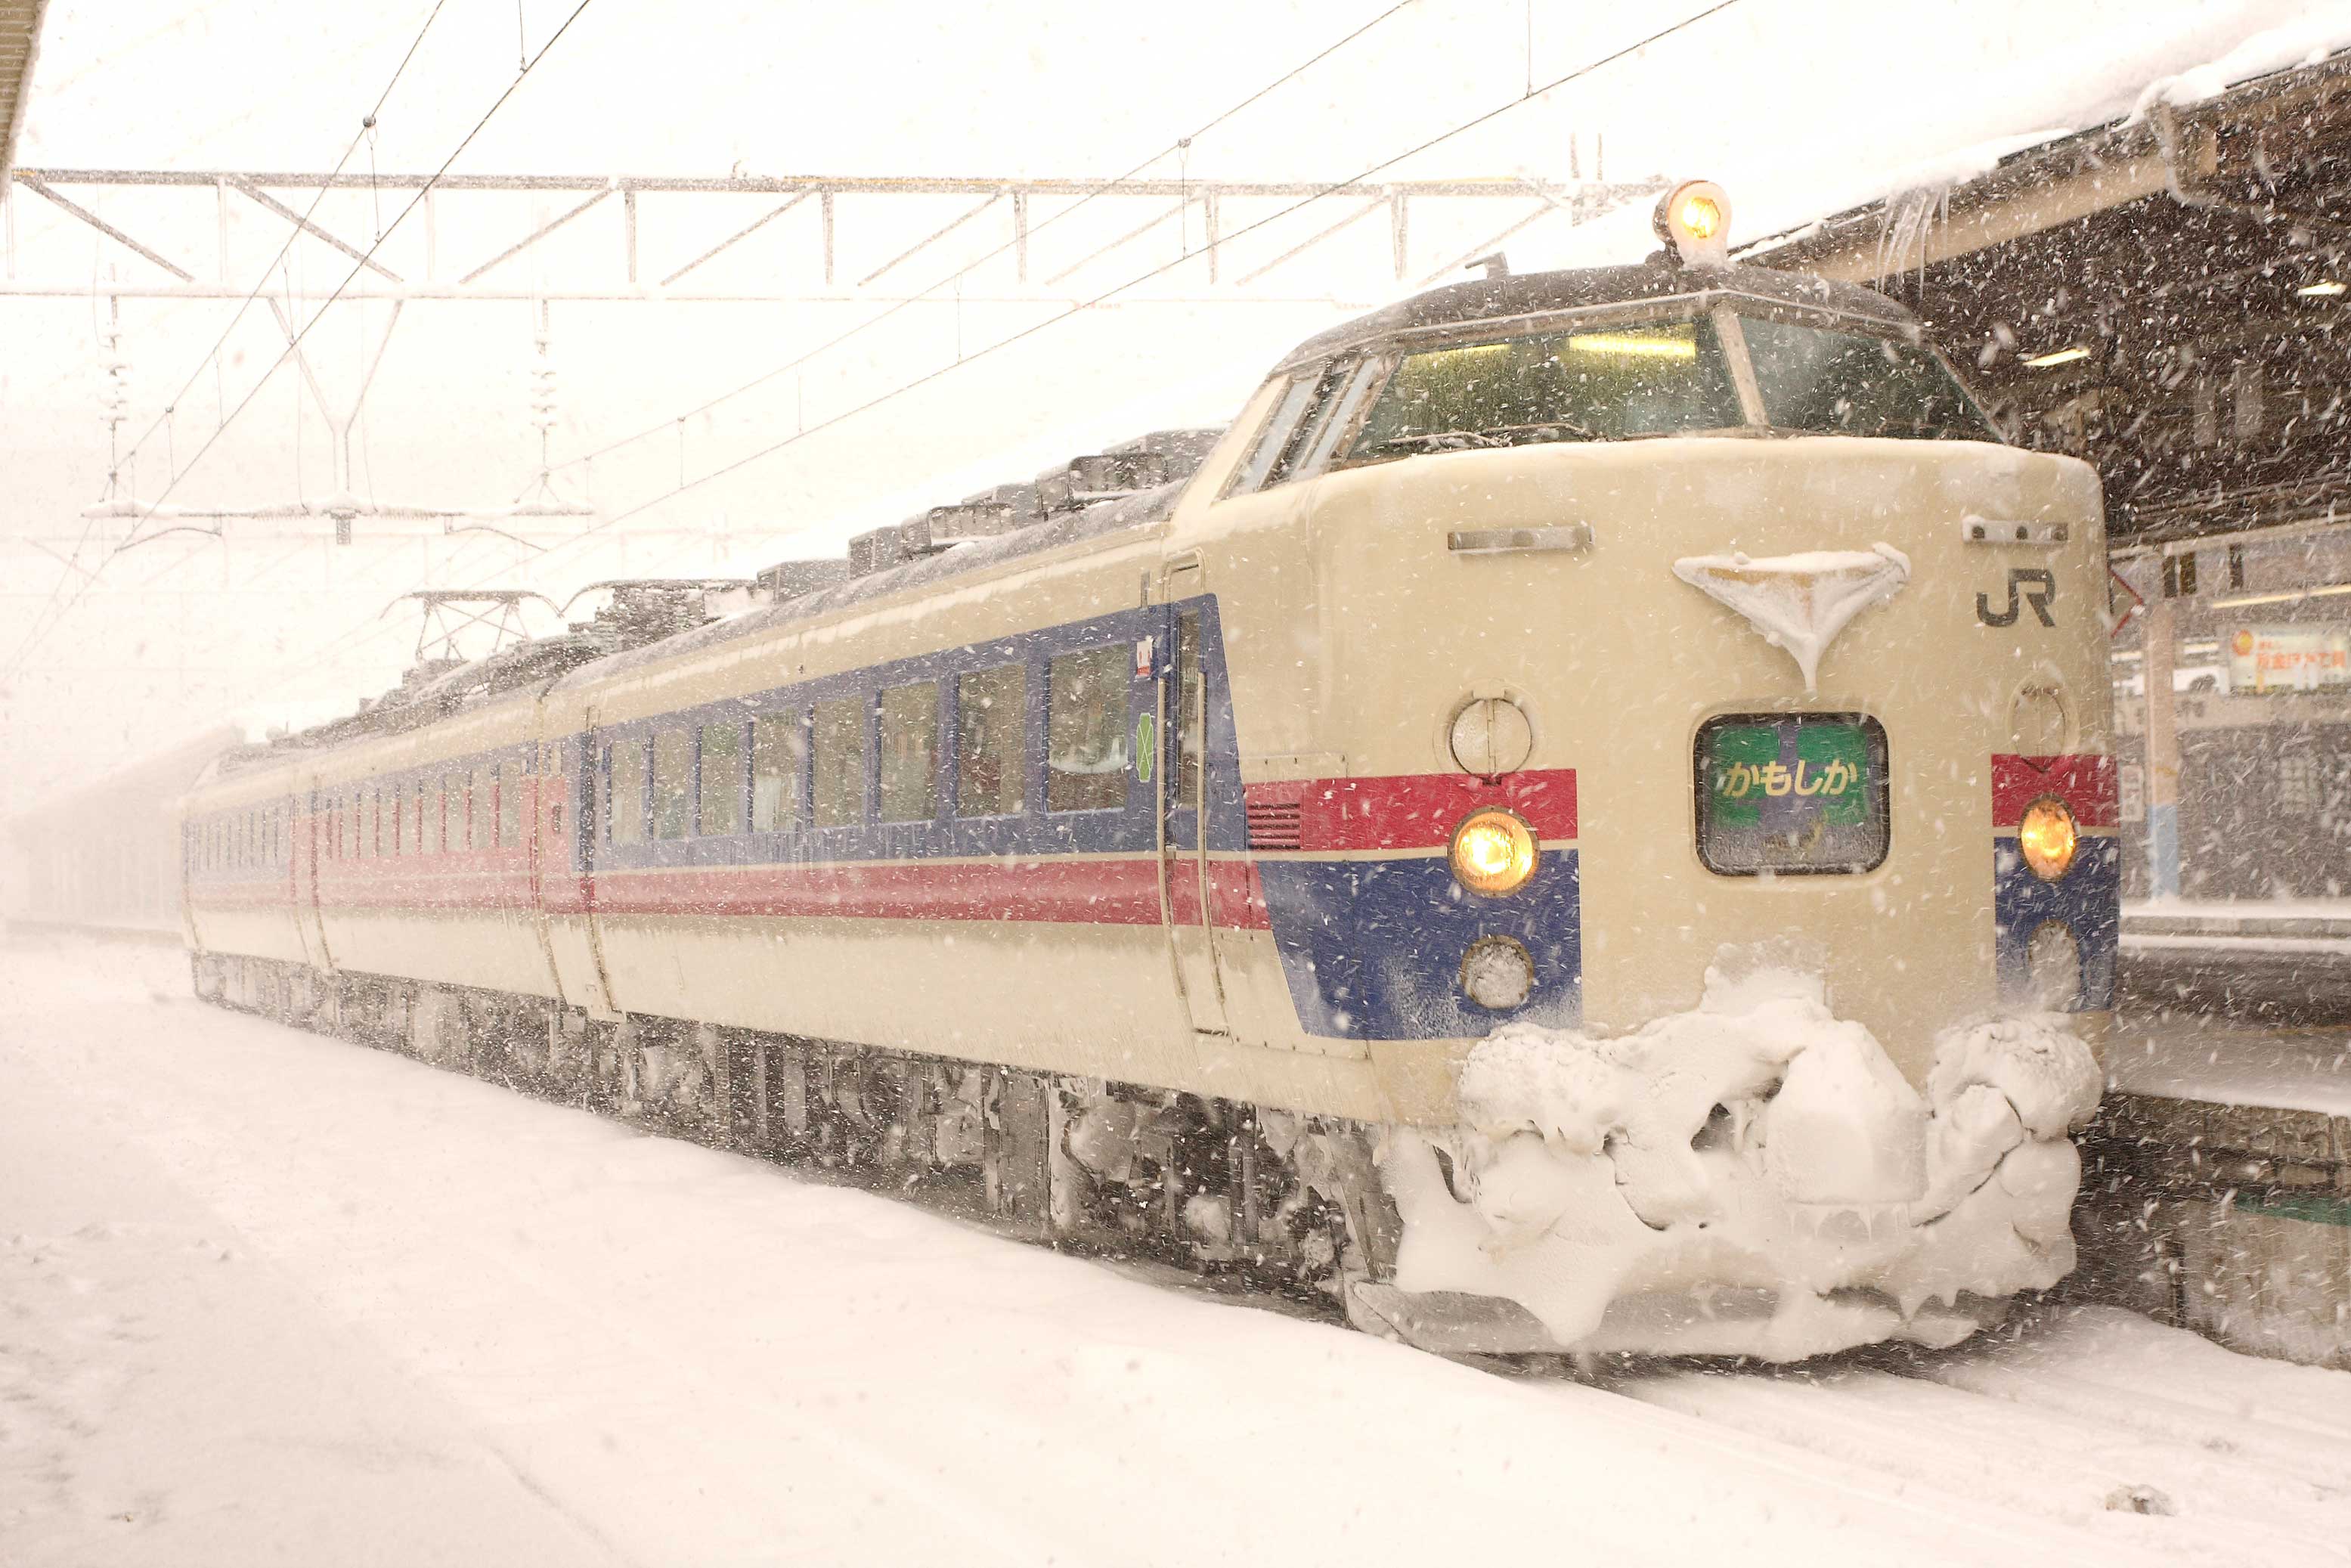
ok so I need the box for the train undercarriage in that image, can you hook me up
[188,951,1402,1326]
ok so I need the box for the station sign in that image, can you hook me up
[2226,625,2351,693]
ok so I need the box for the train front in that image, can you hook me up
[1253,186,2117,1360]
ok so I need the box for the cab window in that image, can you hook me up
[1222,375,1318,497]
[1344,317,1745,461]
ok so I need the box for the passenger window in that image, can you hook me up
[752,712,806,832]
[1047,646,1131,812]
[346,795,361,860]
[441,774,464,854]
[700,722,742,835]
[1176,612,1204,809]
[812,696,867,829]
[956,664,1025,817]
[498,760,524,848]
[652,730,692,840]
[1224,375,1317,497]
[468,767,494,850]
[609,741,646,845]
[878,682,940,823]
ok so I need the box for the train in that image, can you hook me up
[175,182,2118,1362]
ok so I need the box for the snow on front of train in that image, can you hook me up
[1261,186,2119,1359]
[1377,962,2102,1362]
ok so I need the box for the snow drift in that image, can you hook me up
[1385,965,2101,1362]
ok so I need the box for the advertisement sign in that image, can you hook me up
[2227,626,2351,693]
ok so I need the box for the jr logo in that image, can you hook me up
[1978,569,2056,628]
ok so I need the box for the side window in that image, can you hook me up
[609,741,647,846]
[1223,375,1317,497]
[498,760,524,848]
[1263,358,1360,490]
[1046,646,1131,812]
[878,682,940,823]
[751,712,806,832]
[811,696,867,829]
[956,664,1026,817]
[441,773,465,854]
[1292,357,1386,479]
[345,793,361,860]
[470,767,497,850]
[652,730,692,840]
[699,722,742,835]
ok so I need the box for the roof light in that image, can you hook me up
[1653,179,1732,268]
[1565,330,1698,360]
[2298,280,2346,297]
[2022,346,2090,367]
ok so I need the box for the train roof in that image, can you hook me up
[1272,258,1916,373]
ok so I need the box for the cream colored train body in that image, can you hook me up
[178,234,2118,1359]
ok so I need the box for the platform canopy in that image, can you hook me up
[0,0,47,184]
[1752,45,2351,548]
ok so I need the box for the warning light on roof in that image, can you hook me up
[1653,179,1733,268]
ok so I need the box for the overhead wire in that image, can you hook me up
[7,0,456,674]
[6,0,601,682]
[545,0,1421,479]
[218,0,1748,711]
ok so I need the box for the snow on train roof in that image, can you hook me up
[548,479,1186,693]
[1269,260,1913,374]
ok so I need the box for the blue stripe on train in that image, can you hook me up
[1993,835,2120,1010]
[1257,851,1581,1040]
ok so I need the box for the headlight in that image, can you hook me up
[1461,935,1535,1010]
[1450,808,1538,897]
[2018,797,2078,882]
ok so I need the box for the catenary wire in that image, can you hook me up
[544,0,1420,478]
[5,0,456,674]
[213,0,1745,711]
[5,0,601,682]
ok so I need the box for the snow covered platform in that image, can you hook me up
[2082,1013,2351,1372]
[8,934,2351,1564]
[2119,898,2351,1024]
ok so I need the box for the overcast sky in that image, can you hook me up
[1,0,2337,817]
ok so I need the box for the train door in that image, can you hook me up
[575,708,621,1017]
[294,779,334,971]
[1154,554,1231,1036]
[524,733,567,998]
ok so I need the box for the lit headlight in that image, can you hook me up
[2018,797,2078,882]
[1450,808,1537,897]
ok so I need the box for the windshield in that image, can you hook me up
[1346,318,1745,460]
[1738,315,1996,441]
[1337,307,1996,466]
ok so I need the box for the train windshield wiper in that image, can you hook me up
[1362,419,1599,455]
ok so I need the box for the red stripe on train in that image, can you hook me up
[206,856,1274,930]
[1990,754,2117,829]
[1243,767,1576,851]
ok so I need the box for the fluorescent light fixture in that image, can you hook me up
[2299,280,2347,297]
[2213,582,2351,611]
[2022,346,2090,367]
[1566,331,1698,360]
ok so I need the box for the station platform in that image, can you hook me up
[2082,1009,2351,1371]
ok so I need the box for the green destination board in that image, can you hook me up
[1696,714,1887,875]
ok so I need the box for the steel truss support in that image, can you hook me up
[4,167,1666,302]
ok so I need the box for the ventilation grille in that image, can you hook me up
[1246,800,1302,851]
